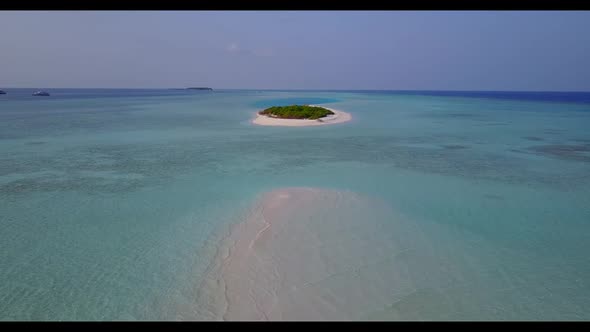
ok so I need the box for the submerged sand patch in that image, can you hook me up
[194,187,427,321]
[252,106,352,127]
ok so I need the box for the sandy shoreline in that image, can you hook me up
[252,106,352,127]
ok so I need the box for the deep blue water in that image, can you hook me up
[388,90,590,105]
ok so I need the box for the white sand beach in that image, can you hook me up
[252,106,352,127]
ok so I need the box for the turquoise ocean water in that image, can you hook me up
[0,89,589,320]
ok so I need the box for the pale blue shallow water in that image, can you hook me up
[1,89,589,320]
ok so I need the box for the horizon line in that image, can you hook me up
[1,87,590,93]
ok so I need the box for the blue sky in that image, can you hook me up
[1,11,589,91]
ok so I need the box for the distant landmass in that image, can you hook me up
[168,87,213,91]
[186,87,213,91]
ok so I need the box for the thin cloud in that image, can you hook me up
[227,42,240,53]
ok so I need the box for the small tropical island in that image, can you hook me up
[259,105,334,120]
[253,104,352,127]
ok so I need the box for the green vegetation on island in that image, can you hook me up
[259,105,334,120]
